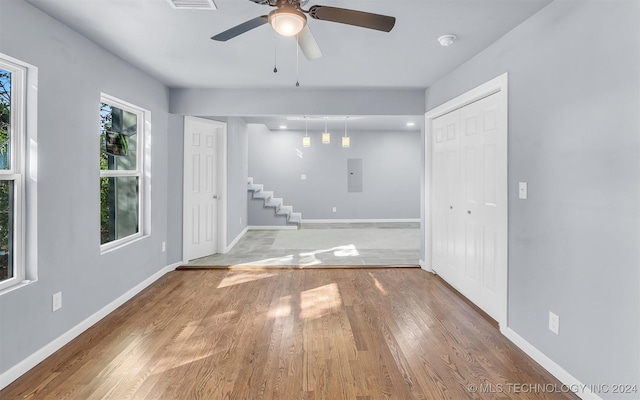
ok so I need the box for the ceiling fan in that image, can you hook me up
[211,0,396,60]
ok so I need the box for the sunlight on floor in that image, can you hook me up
[299,244,360,266]
[300,283,342,319]
[369,272,388,295]
[150,319,219,375]
[269,295,292,319]
[217,271,277,288]
[235,255,295,267]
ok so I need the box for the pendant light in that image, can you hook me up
[342,116,350,148]
[302,117,311,147]
[322,117,330,144]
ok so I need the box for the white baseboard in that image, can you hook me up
[502,328,602,400]
[247,225,298,230]
[419,259,433,272]
[0,262,180,391]
[224,226,248,253]
[302,218,420,224]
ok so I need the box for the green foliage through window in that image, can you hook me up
[0,68,12,281]
[100,99,141,246]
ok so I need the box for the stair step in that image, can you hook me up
[276,206,292,216]
[264,197,283,208]
[247,178,300,227]
[253,190,273,200]
[288,212,302,224]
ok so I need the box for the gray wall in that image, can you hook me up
[226,117,249,243]
[425,0,639,396]
[167,114,184,264]
[0,0,171,375]
[170,88,426,117]
[248,124,420,221]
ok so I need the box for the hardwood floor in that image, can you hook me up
[1,269,579,399]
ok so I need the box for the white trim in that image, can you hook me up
[224,226,248,253]
[219,122,228,253]
[418,258,433,273]
[182,117,228,262]
[0,53,34,292]
[98,93,150,253]
[502,328,602,400]
[0,262,180,390]
[248,225,298,230]
[302,218,420,224]
[425,72,509,329]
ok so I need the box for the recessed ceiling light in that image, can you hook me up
[406,122,416,127]
[279,125,287,129]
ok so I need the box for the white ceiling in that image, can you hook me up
[24,0,551,129]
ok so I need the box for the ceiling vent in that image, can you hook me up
[166,0,217,10]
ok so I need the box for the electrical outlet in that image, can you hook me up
[519,182,528,199]
[52,292,62,312]
[161,241,166,252]
[332,207,337,213]
[549,311,559,335]
[301,174,307,180]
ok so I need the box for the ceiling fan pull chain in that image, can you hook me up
[295,33,300,87]
[273,35,278,73]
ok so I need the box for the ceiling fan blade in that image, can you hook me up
[211,16,268,41]
[297,25,322,60]
[308,5,395,32]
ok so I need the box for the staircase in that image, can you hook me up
[247,177,302,227]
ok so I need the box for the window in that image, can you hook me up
[0,56,26,291]
[99,94,146,250]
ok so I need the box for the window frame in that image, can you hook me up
[99,93,147,252]
[0,56,26,292]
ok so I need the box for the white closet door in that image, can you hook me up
[432,110,461,277]
[432,92,506,321]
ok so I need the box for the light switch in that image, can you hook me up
[301,174,307,181]
[519,182,527,199]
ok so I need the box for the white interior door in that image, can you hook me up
[429,88,507,323]
[184,117,222,261]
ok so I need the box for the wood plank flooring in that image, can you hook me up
[1,269,579,400]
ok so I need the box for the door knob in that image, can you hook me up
[467,210,471,214]
[213,195,219,199]
[449,206,453,210]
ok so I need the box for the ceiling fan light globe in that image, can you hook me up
[269,8,307,36]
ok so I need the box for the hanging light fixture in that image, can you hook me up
[269,6,306,37]
[302,117,311,147]
[342,117,350,148]
[322,117,331,144]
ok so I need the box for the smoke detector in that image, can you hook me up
[437,34,457,47]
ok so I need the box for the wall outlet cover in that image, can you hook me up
[52,292,62,312]
[548,311,559,335]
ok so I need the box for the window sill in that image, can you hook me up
[100,234,149,255]
[0,278,37,296]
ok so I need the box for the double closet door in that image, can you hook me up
[432,92,506,321]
